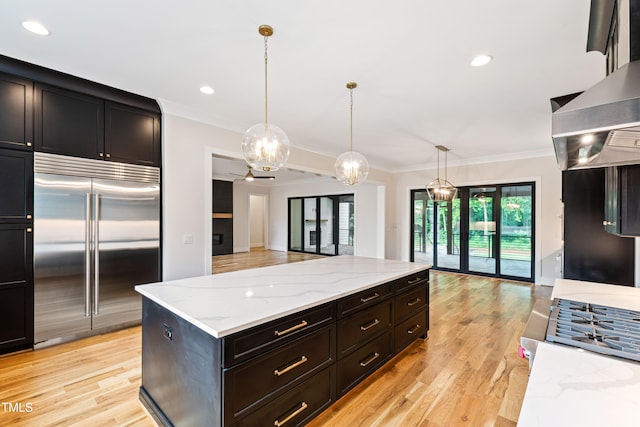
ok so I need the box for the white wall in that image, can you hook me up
[162,114,243,280]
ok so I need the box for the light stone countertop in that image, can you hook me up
[136,255,431,338]
[518,342,640,426]
[552,278,640,311]
[519,278,640,426]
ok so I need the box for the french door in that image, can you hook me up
[288,194,354,256]
[411,183,534,281]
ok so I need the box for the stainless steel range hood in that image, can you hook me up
[552,60,640,170]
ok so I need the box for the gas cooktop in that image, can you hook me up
[546,298,640,363]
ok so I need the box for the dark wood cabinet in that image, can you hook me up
[140,269,430,426]
[563,168,635,285]
[34,85,161,166]
[605,165,640,237]
[34,83,104,159]
[0,147,34,353]
[0,224,33,353]
[0,149,33,222]
[0,73,33,151]
[105,101,160,166]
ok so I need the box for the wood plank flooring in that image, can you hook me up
[0,251,550,426]
[212,247,324,273]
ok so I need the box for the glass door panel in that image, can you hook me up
[289,199,302,251]
[319,197,336,255]
[434,200,460,270]
[412,192,433,265]
[337,195,354,255]
[500,185,533,279]
[468,187,497,275]
[303,198,318,253]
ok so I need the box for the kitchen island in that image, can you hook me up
[518,279,640,426]
[136,256,430,426]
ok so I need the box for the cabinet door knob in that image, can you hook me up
[26,141,33,147]
[27,228,32,233]
[106,153,111,158]
[99,152,104,157]
[26,214,32,220]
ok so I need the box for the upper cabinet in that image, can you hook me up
[0,73,33,151]
[106,102,160,166]
[605,165,640,236]
[34,83,104,159]
[34,84,161,166]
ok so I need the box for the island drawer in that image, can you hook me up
[336,331,393,396]
[393,269,429,294]
[338,282,393,318]
[223,302,335,367]
[224,324,336,421]
[337,300,392,356]
[395,309,428,352]
[395,284,428,322]
[232,366,335,427]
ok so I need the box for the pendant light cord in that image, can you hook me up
[264,35,269,133]
[349,86,354,161]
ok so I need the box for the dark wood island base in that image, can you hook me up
[137,261,429,426]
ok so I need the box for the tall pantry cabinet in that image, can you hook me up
[0,72,34,353]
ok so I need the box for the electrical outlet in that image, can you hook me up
[183,234,193,244]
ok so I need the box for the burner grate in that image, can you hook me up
[546,298,640,362]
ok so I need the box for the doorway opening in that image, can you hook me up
[249,194,268,250]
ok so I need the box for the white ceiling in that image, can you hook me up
[2,1,605,173]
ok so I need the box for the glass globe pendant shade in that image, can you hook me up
[334,151,369,186]
[426,178,458,202]
[241,123,290,172]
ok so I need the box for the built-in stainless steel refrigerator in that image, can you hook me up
[34,153,160,346]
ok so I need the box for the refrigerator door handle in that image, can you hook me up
[93,193,100,316]
[85,193,92,317]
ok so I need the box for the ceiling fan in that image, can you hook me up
[233,165,276,181]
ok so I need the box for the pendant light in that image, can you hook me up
[426,145,458,202]
[335,82,369,186]
[242,25,290,172]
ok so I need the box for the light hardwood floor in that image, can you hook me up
[0,251,549,426]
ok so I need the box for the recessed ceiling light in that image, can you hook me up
[21,20,50,36]
[471,54,492,67]
[200,86,215,95]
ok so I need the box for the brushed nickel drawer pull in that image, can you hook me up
[408,277,422,285]
[274,320,308,337]
[274,401,308,426]
[407,298,422,307]
[407,324,421,334]
[360,292,380,303]
[360,319,380,331]
[360,352,380,367]
[274,356,308,376]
